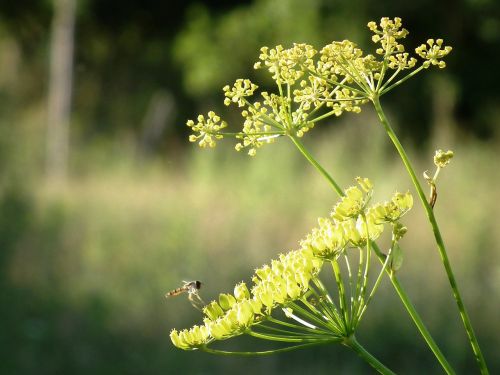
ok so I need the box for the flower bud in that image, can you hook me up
[170,329,190,349]
[234,282,250,301]
[236,301,255,326]
[203,301,225,321]
[434,149,454,168]
[249,297,263,314]
[209,318,233,340]
[219,293,236,310]
[356,177,373,193]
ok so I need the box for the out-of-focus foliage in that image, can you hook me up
[174,0,328,97]
[1,123,499,373]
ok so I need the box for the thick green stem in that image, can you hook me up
[344,336,396,375]
[289,137,456,374]
[289,135,344,196]
[387,271,455,374]
[372,96,489,375]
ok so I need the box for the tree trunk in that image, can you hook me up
[46,0,76,181]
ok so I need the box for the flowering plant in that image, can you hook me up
[172,18,488,374]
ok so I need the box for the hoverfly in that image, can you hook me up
[165,280,205,311]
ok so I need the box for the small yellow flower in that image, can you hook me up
[372,191,414,223]
[203,301,225,321]
[234,282,250,301]
[218,293,237,311]
[331,178,373,221]
[223,79,258,107]
[186,111,227,148]
[170,325,210,349]
[368,17,409,55]
[416,39,452,68]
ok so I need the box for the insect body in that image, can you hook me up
[165,280,204,310]
[165,280,202,298]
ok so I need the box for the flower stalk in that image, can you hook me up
[343,335,396,375]
[289,138,455,375]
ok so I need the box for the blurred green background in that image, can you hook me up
[0,0,499,374]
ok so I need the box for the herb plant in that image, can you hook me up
[170,17,488,374]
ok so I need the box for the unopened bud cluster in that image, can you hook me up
[433,149,454,168]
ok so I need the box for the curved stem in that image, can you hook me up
[248,329,322,343]
[286,300,336,332]
[200,339,342,356]
[266,316,330,335]
[290,137,456,374]
[372,96,489,374]
[256,322,329,338]
[344,336,396,375]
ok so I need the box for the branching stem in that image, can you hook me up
[289,135,456,374]
[371,95,488,374]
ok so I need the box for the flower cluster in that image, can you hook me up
[371,192,414,223]
[223,79,259,107]
[185,17,452,156]
[186,111,227,148]
[171,178,413,350]
[301,178,412,259]
[368,17,409,55]
[170,247,322,350]
[416,39,453,69]
[254,44,316,85]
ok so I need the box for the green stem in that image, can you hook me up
[220,131,285,137]
[344,335,396,375]
[289,135,344,196]
[248,329,321,343]
[256,322,330,338]
[380,65,425,95]
[387,271,455,374]
[266,315,330,335]
[372,96,489,375]
[356,245,392,322]
[200,339,342,356]
[287,301,336,332]
[290,137,456,374]
[331,260,349,328]
[306,283,344,331]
